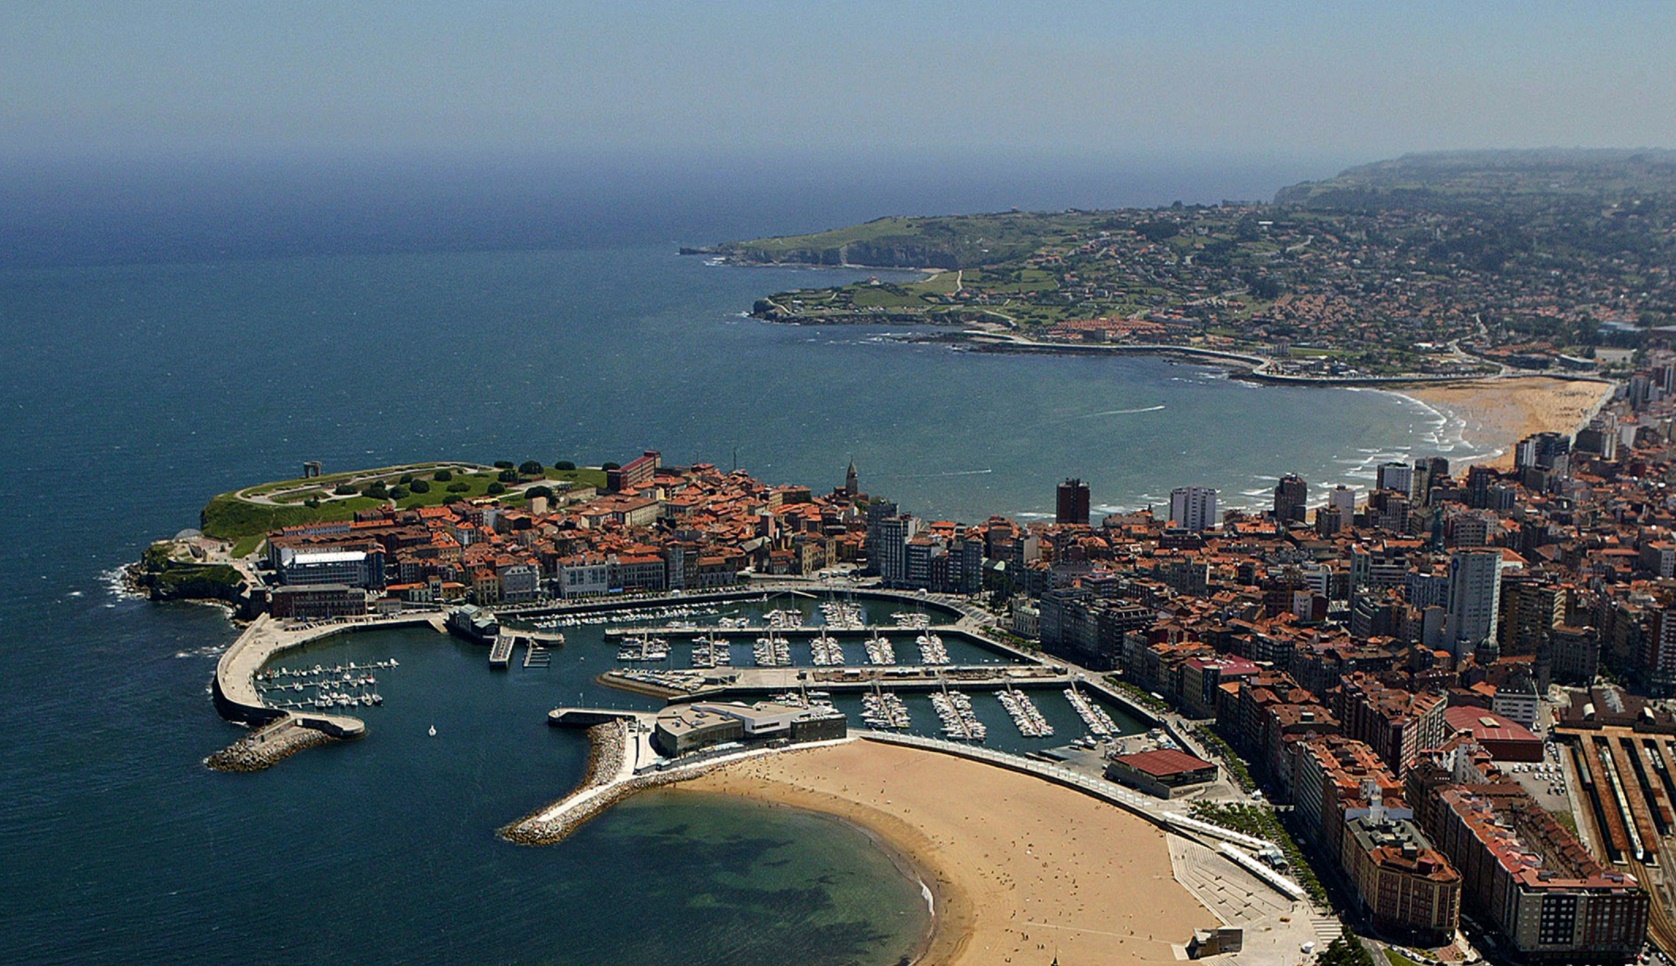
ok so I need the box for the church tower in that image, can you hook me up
[844,460,859,498]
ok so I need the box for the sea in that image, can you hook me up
[0,154,1488,964]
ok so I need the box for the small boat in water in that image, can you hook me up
[427,724,437,737]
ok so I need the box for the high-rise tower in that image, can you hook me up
[1056,478,1091,526]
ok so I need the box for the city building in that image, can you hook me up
[1170,486,1218,532]
[1442,707,1542,762]
[1428,785,1647,963]
[1273,474,1308,525]
[1056,478,1091,526]
[269,584,368,620]
[1104,748,1218,798]
[1377,461,1414,498]
[1447,549,1503,660]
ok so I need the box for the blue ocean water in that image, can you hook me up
[0,157,1459,963]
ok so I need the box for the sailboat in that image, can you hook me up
[427,724,437,737]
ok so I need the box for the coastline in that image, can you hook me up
[671,740,1213,965]
[1391,376,1617,471]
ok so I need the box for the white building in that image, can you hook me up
[1328,484,1358,519]
[1376,461,1414,497]
[1169,486,1218,532]
[1446,549,1503,660]
[555,554,610,598]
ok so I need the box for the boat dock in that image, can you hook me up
[602,624,961,640]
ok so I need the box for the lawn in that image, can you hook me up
[202,463,611,542]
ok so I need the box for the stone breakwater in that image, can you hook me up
[204,715,343,772]
[501,719,642,845]
[501,770,695,846]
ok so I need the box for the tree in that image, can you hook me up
[442,495,464,506]
[398,473,414,484]
[1315,934,1373,966]
[493,460,514,470]
[446,482,470,493]
[334,484,359,496]
[408,478,431,494]
[526,485,554,500]
[388,485,408,500]
[364,482,389,499]
[519,460,545,476]
[554,461,576,471]
[601,461,621,471]
[433,469,453,482]
[498,468,519,483]
[486,481,506,496]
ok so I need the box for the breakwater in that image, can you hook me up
[501,718,639,845]
[205,716,342,772]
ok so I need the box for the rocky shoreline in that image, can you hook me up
[204,716,343,773]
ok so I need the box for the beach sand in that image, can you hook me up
[1400,376,1616,470]
[674,740,1215,965]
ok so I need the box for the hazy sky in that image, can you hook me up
[3,1,1673,164]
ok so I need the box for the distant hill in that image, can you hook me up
[1275,148,1676,211]
[694,210,1103,270]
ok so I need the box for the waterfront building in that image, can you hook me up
[276,546,385,589]
[652,700,847,757]
[1055,478,1090,526]
[1446,549,1504,661]
[605,450,660,493]
[554,554,610,598]
[1272,474,1308,525]
[1376,461,1414,499]
[1515,432,1571,472]
[869,514,920,587]
[1104,749,1217,798]
[844,460,858,498]
[269,583,368,620]
[1169,486,1218,532]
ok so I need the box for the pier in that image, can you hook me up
[488,632,516,668]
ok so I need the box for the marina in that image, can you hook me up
[930,686,987,743]
[809,629,845,666]
[818,599,866,629]
[751,630,792,667]
[860,685,912,730]
[255,660,395,711]
[997,684,1053,738]
[863,629,895,666]
[616,634,670,663]
[915,631,949,665]
[1065,684,1118,737]
[688,636,731,669]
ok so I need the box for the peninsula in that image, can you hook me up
[692,149,1676,386]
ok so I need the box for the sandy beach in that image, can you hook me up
[1400,376,1616,470]
[674,740,1215,965]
